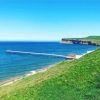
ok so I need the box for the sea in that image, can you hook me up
[0,42,98,80]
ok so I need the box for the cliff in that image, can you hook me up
[62,36,100,46]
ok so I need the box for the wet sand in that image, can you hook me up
[0,64,54,87]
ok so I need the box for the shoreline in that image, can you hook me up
[0,63,56,87]
[0,50,94,87]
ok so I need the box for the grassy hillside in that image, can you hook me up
[85,36,100,39]
[63,36,100,40]
[0,49,100,100]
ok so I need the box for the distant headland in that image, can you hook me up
[61,36,100,46]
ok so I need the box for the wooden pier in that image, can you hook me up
[6,50,75,59]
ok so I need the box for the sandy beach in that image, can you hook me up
[0,64,55,87]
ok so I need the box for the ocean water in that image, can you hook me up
[0,42,98,80]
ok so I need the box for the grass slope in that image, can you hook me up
[85,36,100,39]
[0,49,100,100]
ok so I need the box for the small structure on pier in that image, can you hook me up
[68,54,76,59]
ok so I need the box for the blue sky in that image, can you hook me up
[0,0,100,41]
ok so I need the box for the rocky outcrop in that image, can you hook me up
[61,38,100,46]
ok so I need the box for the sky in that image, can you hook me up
[0,0,100,41]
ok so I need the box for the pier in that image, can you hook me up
[5,50,75,59]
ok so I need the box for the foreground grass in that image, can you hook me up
[0,49,100,100]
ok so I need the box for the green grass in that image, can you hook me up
[62,36,100,40]
[85,36,100,39]
[0,48,100,100]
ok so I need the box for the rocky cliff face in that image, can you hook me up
[61,38,100,46]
